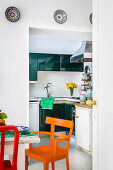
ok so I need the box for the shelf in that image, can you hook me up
[80,89,87,91]
[81,84,89,86]
[72,58,92,63]
[81,79,90,81]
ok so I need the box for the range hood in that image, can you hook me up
[70,41,92,63]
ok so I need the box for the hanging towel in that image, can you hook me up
[41,97,54,109]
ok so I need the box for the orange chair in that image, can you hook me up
[25,117,74,170]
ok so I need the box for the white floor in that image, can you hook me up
[29,136,92,170]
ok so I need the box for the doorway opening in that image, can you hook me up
[29,27,92,170]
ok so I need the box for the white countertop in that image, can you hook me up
[29,97,80,103]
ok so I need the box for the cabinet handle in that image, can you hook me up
[76,116,79,118]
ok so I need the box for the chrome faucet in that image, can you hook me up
[44,83,52,97]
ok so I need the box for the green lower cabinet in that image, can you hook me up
[29,53,38,81]
[65,104,73,120]
[39,104,51,131]
[39,103,73,132]
[61,54,84,72]
[54,104,65,132]
[65,104,73,132]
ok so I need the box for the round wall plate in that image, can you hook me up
[54,9,67,24]
[5,6,20,22]
[89,13,92,24]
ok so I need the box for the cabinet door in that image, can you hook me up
[39,105,51,131]
[51,104,58,118]
[56,104,65,132]
[65,104,72,120]
[65,104,73,132]
[61,54,84,72]
[29,53,37,81]
[57,103,65,119]
[38,53,60,71]
[29,102,39,132]
[76,107,92,151]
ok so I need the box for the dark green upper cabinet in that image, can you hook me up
[30,53,83,74]
[61,54,84,72]
[29,53,38,81]
[38,53,60,71]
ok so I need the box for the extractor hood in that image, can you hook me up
[70,41,92,63]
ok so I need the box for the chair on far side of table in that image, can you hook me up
[25,117,74,170]
[0,125,19,170]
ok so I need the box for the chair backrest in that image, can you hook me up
[46,117,74,148]
[0,125,19,170]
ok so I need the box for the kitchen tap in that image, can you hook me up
[44,83,52,97]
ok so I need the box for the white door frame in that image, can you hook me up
[92,0,99,169]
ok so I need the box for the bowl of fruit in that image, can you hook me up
[0,110,7,126]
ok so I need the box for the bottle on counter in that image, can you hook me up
[80,94,86,104]
[86,88,92,100]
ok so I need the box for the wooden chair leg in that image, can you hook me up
[66,156,69,170]
[25,155,28,170]
[51,161,55,170]
[43,163,49,170]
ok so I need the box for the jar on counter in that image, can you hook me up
[80,94,86,103]
[86,88,92,100]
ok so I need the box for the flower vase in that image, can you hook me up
[70,88,74,96]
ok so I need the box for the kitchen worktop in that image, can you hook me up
[29,97,92,109]
[30,97,80,102]
[74,102,92,109]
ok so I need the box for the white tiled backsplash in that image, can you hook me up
[29,71,82,98]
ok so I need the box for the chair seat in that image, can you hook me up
[26,146,67,163]
[4,160,12,169]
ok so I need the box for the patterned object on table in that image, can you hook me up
[5,6,20,22]
[9,126,29,134]
[16,126,29,133]
[54,9,67,24]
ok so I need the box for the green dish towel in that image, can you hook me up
[41,97,54,109]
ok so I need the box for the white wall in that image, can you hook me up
[0,0,92,125]
[29,71,82,98]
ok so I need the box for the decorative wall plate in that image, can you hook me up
[89,13,92,24]
[54,9,67,24]
[5,6,20,22]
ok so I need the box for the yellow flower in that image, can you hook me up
[70,85,73,88]
[74,84,78,88]
[66,82,78,89]
[67,86,70,89]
